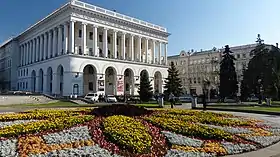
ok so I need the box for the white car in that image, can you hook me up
[84,93,99,102]
[105,95,117,103]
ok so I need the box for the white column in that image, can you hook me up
[82,23,87,55]
[32,40,36,63]
[52,28,57,57]
[63,23,69,54]
[24,43,27,65]
[130,35,134,61]
[164,43,167,65]
[48,30,52,59]
[20,45,22,66]
[69,20,75,54]
[29,42,32,64]
[57,26,63,56]
[113,30,118,59]
[145,38,148,63]
[43,33,47,60]
[43,73,48,94]
[103,28,108,58]
[93,25,98,56]
[36,37,40,62]
[152,40,156,64]
[52,73,57,95]
[121,33,126,60]
[158,42,162,65]
[138,36,142,62]
[40,35,43,61]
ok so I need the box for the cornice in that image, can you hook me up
[71,8,169,41]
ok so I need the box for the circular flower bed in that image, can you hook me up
[0,105,280,157]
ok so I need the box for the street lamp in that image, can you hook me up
[258,79,263,104]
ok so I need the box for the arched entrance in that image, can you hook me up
[38,69,44,93]
[105,67,117,95]
[83,65,97,95]
[140,70,149,78]
[31,70,36,92]
[46,67,53,94]
[124,68,134,95]
[154,71,163,93]
[57,65,64,96]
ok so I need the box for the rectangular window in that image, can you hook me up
[89,32,93,40]
[79,46,82,55]
[26,82,28,89]
[117,38,119,45]
[99,35,103,42]
[79,30,82,38]
[108,37,111,44]
[237,54,240,58]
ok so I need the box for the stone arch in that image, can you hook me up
[154,71,163,93]
[46,67,53,94]
[123,68,135,95]
[79,61,100,74]
[83,64,98,95]
[102,64,119,75]
[38,69,44,93]
[140,69,149,78]
[105,66,117,95]
[138,68,150,77]
[31,70,36,92]
[56,65,64,96]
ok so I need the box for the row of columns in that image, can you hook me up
[19,20,168,66]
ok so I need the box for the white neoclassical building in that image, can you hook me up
[1,0,169,96]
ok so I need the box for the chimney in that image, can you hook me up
[276,43,278,48]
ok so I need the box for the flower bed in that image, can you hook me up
[0,107,279,156]
[102,115,152,154]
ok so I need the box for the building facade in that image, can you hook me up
[0,0,169,96]
[168,44,257,95]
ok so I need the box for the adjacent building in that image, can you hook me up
[0,0,169,96]
[168,44,258,95]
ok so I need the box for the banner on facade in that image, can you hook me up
[117,80,124,95]
[98,80,105,91]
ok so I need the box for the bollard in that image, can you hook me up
[192,97,197,109]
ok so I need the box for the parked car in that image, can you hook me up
[178,96,192,103]
[105,95,117,103]
[84,93,99,102]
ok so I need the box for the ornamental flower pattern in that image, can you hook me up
[0,106,279,157]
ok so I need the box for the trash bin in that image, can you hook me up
[192,97,197,109]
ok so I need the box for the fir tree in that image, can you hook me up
[164,61,183,98]
[138,71,153,102]
[219,45,238,102]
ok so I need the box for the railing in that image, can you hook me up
[71,0,167,32]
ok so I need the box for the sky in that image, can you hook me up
[0,0,280,56]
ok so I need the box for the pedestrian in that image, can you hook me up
[202,89,207,111]
[169,92,175,108]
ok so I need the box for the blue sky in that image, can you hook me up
[0,0,279,56]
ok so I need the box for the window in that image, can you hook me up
[26,82,28,89]
[79,46,82,55]
[126,83,130,91]
[194,78,196,84]
[237,54,240,58]
[99,35,103,42]
[117,38,119,45]
[107,37,111,44]
[198,77,201,83]
[23,82,25,89]
[89,32,93,40]
[26,69,28,76]
[89,48,93,56]
[243,53,246,58]
[79,30,82,38]
[73,84,79,95]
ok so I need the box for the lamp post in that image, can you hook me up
[202,79,211,110]
[258,79,263,105]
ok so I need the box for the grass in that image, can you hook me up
[0,101,97,109]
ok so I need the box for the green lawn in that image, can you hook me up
[0,101,97,108]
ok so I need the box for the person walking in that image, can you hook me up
[169,92,175,108]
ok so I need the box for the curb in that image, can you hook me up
[194,107,280,116]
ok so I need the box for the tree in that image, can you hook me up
[244,40,280,100]
[240,67,250,101]
[219,45,238,102]
[164,61,183,98]
[138,71,153,102]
